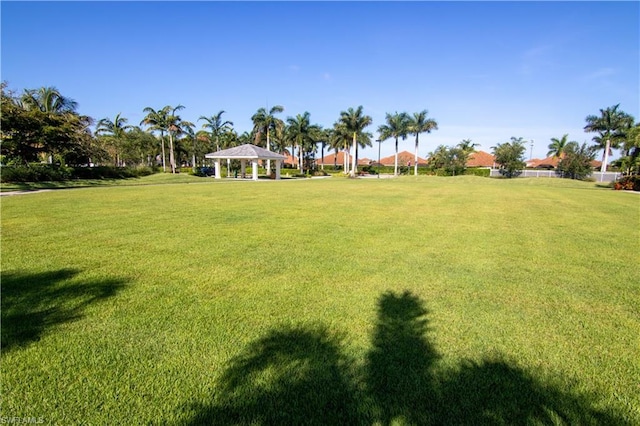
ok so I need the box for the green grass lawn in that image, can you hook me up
[1,176,638,424]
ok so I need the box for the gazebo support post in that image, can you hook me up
[252,160,259,181]
[241,160,246,179]
[214,159,221,179]
[275,160,281,180]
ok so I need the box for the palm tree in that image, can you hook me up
[546,134,572,160]
[96,113,133,166]
[252,105,284,172]
[378,112,410,176]
[458,139,478,155]
[164,105,188,173]
[338,106,373,177]
[141,106,170,171]
[407,110,438,176]
[317,127,332,170]
[327,124,345,170]
[199,110,234,152]
[584,104,634,173]
[20,86,78,114]
[330,122,351,172]
[285,112,321,174]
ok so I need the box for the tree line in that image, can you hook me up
[2,82,638,180]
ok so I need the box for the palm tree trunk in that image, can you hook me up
[394,137,399,176]
[602,139,611,173]
[168,133,176,173]
[300,146,304,174]
[343,147,347,173]
[266,129,271,174]
[294,144,299,170]
[350,133,358,177]
[298,145,304,173]
[321,143,325,170]
[414,135,419,176]
[160,132,166,172]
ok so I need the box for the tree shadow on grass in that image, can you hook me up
[1,268,127,352]
[181,290,630,425]
[366,290,440,424]
[184,325,363,425]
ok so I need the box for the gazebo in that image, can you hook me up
[204,144,287,180]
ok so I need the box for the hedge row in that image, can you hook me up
[0,164,157,183]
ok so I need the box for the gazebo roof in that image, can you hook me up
[205,144,286,160]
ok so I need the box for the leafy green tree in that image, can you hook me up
[557,142,596,180]
[584,104,635,172]
[252,105,284,172]
[426,143,469,176]
[1,84,95,165]
[407,110,438,176]
[121,127,159,166]
[1,86,47,163]
[378,112,410,176]
[492,137,526,178]
[96,113,134,166]
[617,123,640,175]
[546,134,574,159]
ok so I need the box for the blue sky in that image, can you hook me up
[2,1,638,161]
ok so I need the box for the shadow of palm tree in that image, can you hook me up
[1,268,127,352]
[181,290,630,425]
[436,358,630,425]
[366,290,440,424]
[184,325,363,425]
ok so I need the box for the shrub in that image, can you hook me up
[614,175,640,191]
[0,164,157,183]
[464,168,490,177]
[1,164,72,183]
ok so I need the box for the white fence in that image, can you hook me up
[489,169,621,182]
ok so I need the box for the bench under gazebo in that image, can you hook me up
[204,144,287,180]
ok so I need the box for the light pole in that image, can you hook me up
[530,139,534,160]
[376,139,381,178]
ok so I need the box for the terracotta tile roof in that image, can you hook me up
[317,152,370,165]
[526,156,603,169]
[318,152,348,165]
[527,156,559,168]
[467,151,495,167]
[283,154,298,166]
[379,151,428,166]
